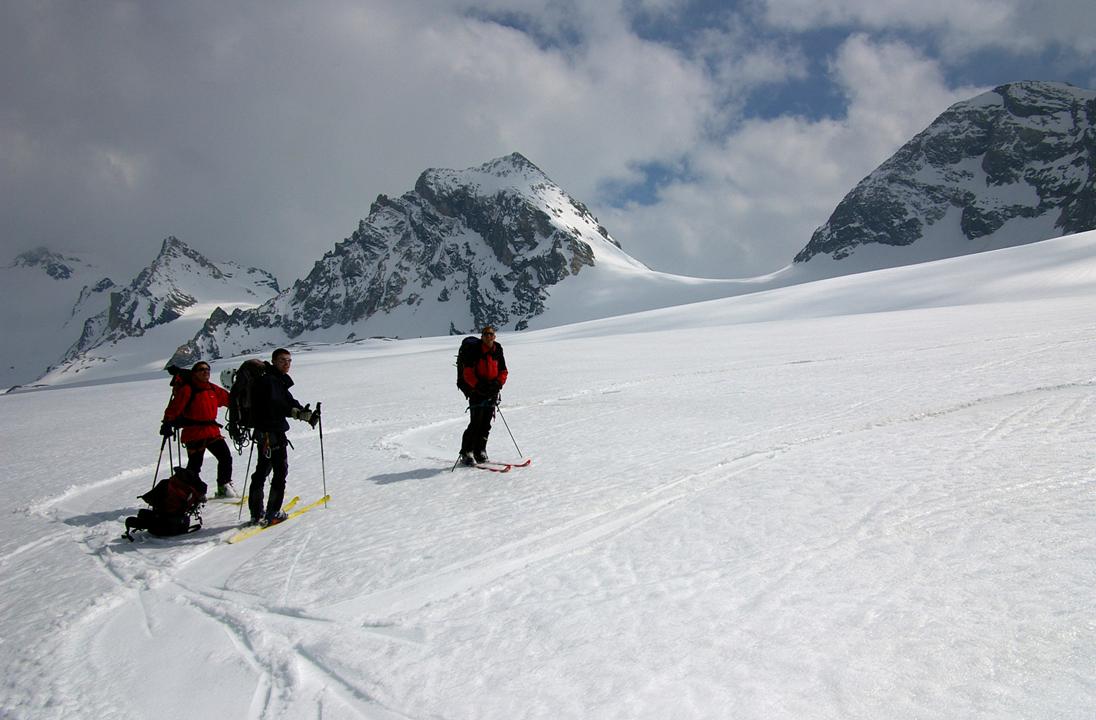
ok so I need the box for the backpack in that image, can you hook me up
[164,364,220,429]
[122,467,207,540]
[165,364,197,413]
[222,359,271,451]
[455,336,482,395]
[167,363,194,387]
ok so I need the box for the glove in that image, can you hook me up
[481,380,501,396]
[159,421,174,437]
[291,404,314,425]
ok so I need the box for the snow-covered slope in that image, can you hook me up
[33,237,279,387]
[169,153,767,366]
[0,248,115,389]
[2,231,1095,719]
[796,81,1096,276]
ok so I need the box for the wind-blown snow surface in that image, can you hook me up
[3,233,1096,719]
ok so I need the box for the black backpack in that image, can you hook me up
[455,336,482,396]
[123,467,207,540]
[221,359,271,451]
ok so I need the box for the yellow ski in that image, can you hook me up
[227,495,329,544]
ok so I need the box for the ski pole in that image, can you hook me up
[451,399,475,471]
[316,402,328,507]
[237,441,255,522]
[151,435,168,491]
[496,404,523,458]
[167,433,175,471]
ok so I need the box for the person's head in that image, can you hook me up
[191,362,211,381]
[481,325,497,348]
[271,348,292,374]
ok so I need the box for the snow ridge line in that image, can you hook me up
[0,531,70,568]
[176,581,415,718]
[321,452,773,622]
[294,644,414,719]
[370,377,1096,622]
[24,465,149,515]
[177,591,285,719]
[859,379,1096,431]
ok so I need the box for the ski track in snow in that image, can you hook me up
[10,375,1094,719]
[3,262,1096,717]
[327,369,1093,626]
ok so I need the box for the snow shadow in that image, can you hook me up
[369,467,449,485]
[62,509,130,528]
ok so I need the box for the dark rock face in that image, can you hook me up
[171,153,623,364]
[10,247,80,280]
[795,81,1096,265]
[64,236,279,363]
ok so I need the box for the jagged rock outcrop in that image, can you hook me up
[63,236,280,363]
[8,247,85,280]
[0,248,115,388]
[795,81,1096,266]
[171,153,628,364]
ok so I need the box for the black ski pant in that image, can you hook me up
[185,437,233,488]
[461,397,497,456]
[249,432,289,522]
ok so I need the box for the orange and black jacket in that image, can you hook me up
[462,342,508,395]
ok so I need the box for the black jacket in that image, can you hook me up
[252,371,303,433]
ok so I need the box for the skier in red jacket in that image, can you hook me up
[161,361,235,498]
[459,325,508,465]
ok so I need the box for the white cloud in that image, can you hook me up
[1,0,1090,287]
[760,0,1096,58]
[690,19,811,111]
[600,35,986,278]
[1,0,725,280]
[761,0,1010,33]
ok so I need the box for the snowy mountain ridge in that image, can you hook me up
[9,81,1096,384]
[7,246,93,281]
[167,152,744,367]
[0,238,279,390]
[795,81,1096,273]
[0,248,115,389]
[3,229,1095,719]
[38,237,280,385]
[64,236,279,361]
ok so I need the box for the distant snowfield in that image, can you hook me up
[2,232,1095,719]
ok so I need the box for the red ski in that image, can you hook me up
[472,458,532,472]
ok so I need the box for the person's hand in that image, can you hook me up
[159,421,174,437]
[291,404,310,422]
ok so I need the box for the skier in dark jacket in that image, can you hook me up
[247,348,319,526]
[459,325,508,465]
[161,361,234,498]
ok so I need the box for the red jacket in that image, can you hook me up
[462,342,508,392]
[163,381,230,443]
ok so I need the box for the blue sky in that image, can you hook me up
[2,0,1094,283]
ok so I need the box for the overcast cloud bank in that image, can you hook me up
[2,0,1094,283]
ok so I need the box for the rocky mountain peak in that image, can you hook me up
[9,247,85,280]
[795,80,1096,268]
[169,153,632,365]
[64,236,280,366]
